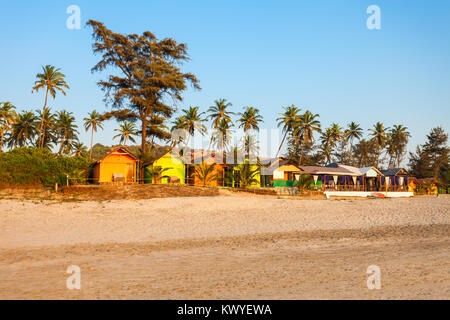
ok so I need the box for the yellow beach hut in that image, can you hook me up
[146,151,186,184]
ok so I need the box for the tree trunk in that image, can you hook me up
[275,131,288,158]
[59,131,65,154]
[37,88,49,148]
[139,116,147,184]
[0,128,4,151]
[89,128,94,159]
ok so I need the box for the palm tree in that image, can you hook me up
[32,65,69,148]
[114,121,138,146]
[145,166,172,184]
[345,121,363,152]
[237,106,263,132]
[207,99,234,148]
[211,118,233,162]
[0,102,16,151]
[276,105,301,157]
[293,174,314,193]
[84,110,104,159]
[317,144,333,165]
[36,108,56,149]
[8,111,38,147]
[207,99,234,129]
[242,134,260,160]
[319,123,343,164]
[238,106,263,159]
[193,162,218,186]
[292,110,321,164]
[176,106,207,146]
[234,163,260,188]
[72,141,88,157]
[369,122,390,167]
[328,123,344,145]
[387,124,411,167]
[56,110,78,155]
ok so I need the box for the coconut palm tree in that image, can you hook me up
[56,110,78,155]
[0,102,16,151]
[114,121,138,146]
[145,166,172,184]
[177,106,207,146]
[207,99,234,148]
[317,144,333,164]
[170,116,188,147]
[292,110,321,164]
[36,108,56,149]
[234,163,260,188]
[211,118,233,162]
[369,122,390,167]
[320,128,333,149]
[32,65,70,148]
[72,141,88,157]
[84,110,104,159]
[293,174,314,193]
[8,111,38,148]
[345,121,363,153]
[319,123,343,163]
[207,99,234,129]
[276,105,301,157]
[237,106,263,159]
[387,124,411,168]
[328,123,344,145]
[242,134,260,160]
[237,106,263,132]
[193,162,218,186]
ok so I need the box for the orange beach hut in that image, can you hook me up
[91,146,139,184]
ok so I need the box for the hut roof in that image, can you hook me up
[299,165,357,176]
[380,168,409,176]
[261,158,300,175]
[327,163,384,176]
[94,146,139,163]
[359,166,384,176]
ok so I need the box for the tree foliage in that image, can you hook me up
[87,20,200,155]
[0,147,93,187]
[409,127,449,179]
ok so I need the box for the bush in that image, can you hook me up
[293,174,314,193]
[0,147,94,187]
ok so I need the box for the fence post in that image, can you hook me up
[55,182,58,192]
[66,175,69,186]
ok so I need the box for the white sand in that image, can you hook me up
[1,196,449,248]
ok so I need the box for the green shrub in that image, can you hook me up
[0,147,93,187]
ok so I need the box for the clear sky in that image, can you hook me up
[1,0,449,157]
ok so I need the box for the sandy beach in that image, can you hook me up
[0,195,449,299]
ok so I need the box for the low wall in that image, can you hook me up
[324,191,414,199]
[61,184,220,200]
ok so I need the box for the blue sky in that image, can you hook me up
[1,0,449,156]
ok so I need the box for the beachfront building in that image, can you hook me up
[380,168,410,191]
[324,163,386,191]
[298,164,362,191]
[91,146,139,184]
[233,160,261,188]
[260,158,302,187]
[184,150,233,187]
[145,151,186,184]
